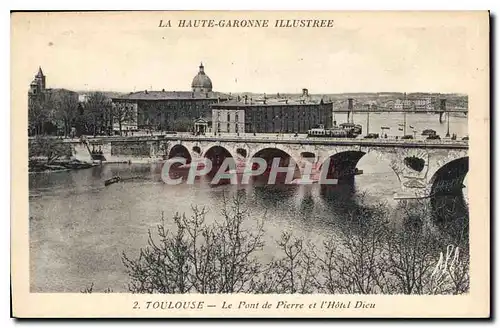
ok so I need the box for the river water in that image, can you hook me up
[29,113,468,292]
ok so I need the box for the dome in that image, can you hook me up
[191,62,213,92]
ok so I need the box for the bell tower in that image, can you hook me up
[29,67,46,96]
[35,66,46,90]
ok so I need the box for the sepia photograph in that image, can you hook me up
[11,10,490,318]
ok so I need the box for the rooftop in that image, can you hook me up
[212,95,331,107]
[112,90,230,101]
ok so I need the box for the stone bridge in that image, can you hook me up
[66,135,468,200]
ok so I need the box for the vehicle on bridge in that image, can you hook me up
[339,122,363,135]
[427,134,441,140]
[422,129,437,136]
[307,123,362,138]
[364,133,380,139]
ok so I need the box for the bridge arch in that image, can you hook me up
[428,156,469,222]
[249,147,301,181]
[247,144,302,167]
[428,156,469,197]
[319,150,367,181]
[168,144,192,163]
[203,145,236,174]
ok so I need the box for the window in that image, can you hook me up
[227,112,231,122]
[235,113,239,122]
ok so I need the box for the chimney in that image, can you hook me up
[145,90,148,94]
[244,95,248,104]
[302,88,309,97]
[348,98,353,110]
[440,99,447,111]
[162,89,165,92]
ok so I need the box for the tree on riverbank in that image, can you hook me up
[120,193,469,295]
[28,93,55,136]
[29,136,71,164]
[79,92,113,136]
[54,92,80,137]
[112,103,136,136]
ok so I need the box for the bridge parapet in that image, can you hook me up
[57,135,468,150]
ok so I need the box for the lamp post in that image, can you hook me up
[446,111,450,137]
[366,111,370,135]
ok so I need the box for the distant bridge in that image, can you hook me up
[333,109,468,114]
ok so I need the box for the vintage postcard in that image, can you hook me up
[11,11,490,318]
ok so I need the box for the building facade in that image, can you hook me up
[212,107,245,133]
[211,89,333,134]
[413,97,433,111]
[111,63,228,132]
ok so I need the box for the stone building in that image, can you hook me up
[111,63,228,132]
[211,89,333,134]
[413,97,433,111]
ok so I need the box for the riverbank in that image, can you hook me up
[29,158,99,173]
[103,158,165,165]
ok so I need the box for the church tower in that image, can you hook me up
[29,67,46,96]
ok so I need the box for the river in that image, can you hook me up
[29,113,468,292]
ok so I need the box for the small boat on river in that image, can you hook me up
[104,176,121,186]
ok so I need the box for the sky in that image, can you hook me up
[11,11,488,95]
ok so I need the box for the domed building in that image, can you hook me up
[191,62,213,93]
[112,62,228,134]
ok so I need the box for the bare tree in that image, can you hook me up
[122,212,192,293]
[29,136,71,165]
[258,232,319,294]
[209,193,265,293]
[28,93,55,135]
[383,224,437,294]
[318,205,390,294]
[54,93,79,137]
[120,194,469,295]
[84,92,112,136]
[112,103,136,136]
[122,193,265,294]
